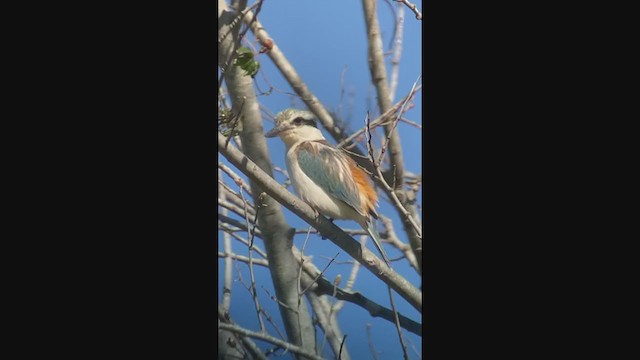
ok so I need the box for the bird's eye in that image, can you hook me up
[293,117,304,125]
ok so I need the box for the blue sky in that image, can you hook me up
[219,1,422,358]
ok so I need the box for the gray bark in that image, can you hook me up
[218,1,316,358]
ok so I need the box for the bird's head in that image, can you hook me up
[265,108,325,147]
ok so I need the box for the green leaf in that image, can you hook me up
[233,47,260,77]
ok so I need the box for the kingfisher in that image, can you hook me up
[265,108,390,267]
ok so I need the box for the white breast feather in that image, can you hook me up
[286,145,360,220]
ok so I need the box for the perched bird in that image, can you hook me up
[265,108,390,267]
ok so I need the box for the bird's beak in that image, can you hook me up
[265,124,291,138]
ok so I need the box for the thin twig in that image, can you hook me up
[306,287,349,360]
[339,335,348,360]
[301,253,340,296]
[365,111,422,239]
[219,131,422,311]
[218,305,268,360]
[366,323,380,360]
[218,221,268,258]
[234,255,266,332]
[337,65,348,121]
[388,286,410,359]
[219,162,253,197]
[336,85,422,149]
[218,251,269,267]
[218,198,253,220]
[394,0,422,20]
[262,286,299,315]
[290,247,422,336]
[218,322,325,360]
[332,237,364,313]
[377,75,422,167]
[399,117,422,129]
[379,215,419,272]
[241,5,349,142]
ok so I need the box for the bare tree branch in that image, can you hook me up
[241,7,348,143]
[218,305,267,360]
[394,0,422,20]
[362,0,423,275]
[218,322,325,360]
[219,162,253,198]
[220,243,422,335]
[218,251,269,267]
[366,323,380,360]
[305,278,350,360]
[220,172,234,313]
[219,131,422,311]
[388,4,405,102]
[362,0,403,180]
[379,215,419,272]
[219,0,316,355]
[387,286,410,359]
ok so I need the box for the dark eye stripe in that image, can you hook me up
[293,117,317,128]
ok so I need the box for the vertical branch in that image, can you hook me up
[388,4,405,102]
[387,286,409,359]
[247,193,266,332]
[362,0,422,276]
[366,323,380,360]
[219,169,233,312]
[362,0,405,190]
[305,277,350,360]
[218,0,316,356]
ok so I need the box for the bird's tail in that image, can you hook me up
[362,219,391,268]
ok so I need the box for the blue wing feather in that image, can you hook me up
[296,141,363,214]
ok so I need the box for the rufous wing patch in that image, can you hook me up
[347,160,378,216]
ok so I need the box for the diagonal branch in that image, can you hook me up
[362,0,423,273]
[240,4,422,276]
[219,0,316,355]
[218,304,268,360]
[219,322,325,360]
[241,7,348,143]
[394,0,422,20]
[219,132,422,312]
[219,248,422,336]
